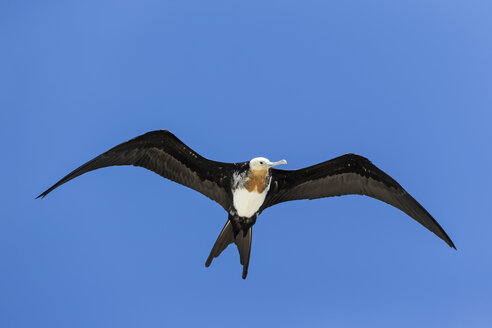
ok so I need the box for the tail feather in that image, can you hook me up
[205,218,254,279]
[235,227,252,279]
[205,220,235,267]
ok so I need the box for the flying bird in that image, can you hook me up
[38,130,455,279]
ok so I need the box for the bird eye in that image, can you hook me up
[260,161,264,165]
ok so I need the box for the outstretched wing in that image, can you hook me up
[262,154,455,248]
[37,130,235,210]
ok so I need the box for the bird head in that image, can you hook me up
[249,157,287,172]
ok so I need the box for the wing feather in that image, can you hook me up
[263,154,455,248]
[37,130,235,210]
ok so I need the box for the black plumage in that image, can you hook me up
[38,130,455,279]
[37,130,236,209]
[262,154,455,249]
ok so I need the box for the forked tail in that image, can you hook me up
[205,218,253,279]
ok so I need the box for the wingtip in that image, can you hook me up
[442,233,456,250]
[444,237,456,250]
[36,190,50,199]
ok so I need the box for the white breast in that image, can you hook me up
[233,187,269,218]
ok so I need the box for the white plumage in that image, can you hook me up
[232,186,270,218]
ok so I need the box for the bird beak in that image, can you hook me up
[267,159,287,168]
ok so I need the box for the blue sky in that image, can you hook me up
[1,1,491,327]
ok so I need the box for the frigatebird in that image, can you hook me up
[38,130,455,279]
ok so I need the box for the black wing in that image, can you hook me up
[37,130,235,210]
[262,154,455,248]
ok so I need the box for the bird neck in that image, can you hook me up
[244,168,270,193]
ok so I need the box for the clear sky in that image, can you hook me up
[1,1,491,327]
